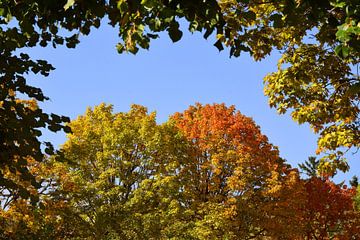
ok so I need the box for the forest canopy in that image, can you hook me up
[1,0,360,238]
[1,103,359,239]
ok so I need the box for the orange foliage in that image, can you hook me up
[172,103,280,197]
[303,177,360,239]
[172,103,305,238]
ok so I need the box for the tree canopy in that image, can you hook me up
[2,0,360,238]
[1,103,359,239]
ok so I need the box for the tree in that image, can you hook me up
[43,103,200,239]
[213,0,360,172]
[0,96,69,205]
[170,103,306,239]
[299,157,320,178]
[302,177,360,239]
[298,157,360,239]
[0,151,85,238]
[57,104,162,238]
[0,0,82,196]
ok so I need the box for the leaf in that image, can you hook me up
[336,29,351,42]
[335,45,350,58]
[203,28,214,39]
[270,14,283,28]
[334,44,349,58]
[346,82,360,96]
[5,10,12,23]
[168,24,183,42]
[147,33,159,39]
[243,11,256,21]
[141,0,157,9]
[64,0,75,10]
[63,125,72,133]
[341,45,350,58]
[335,45,343,56]
[214,40,224,51]
[331,1,347,8]
[48,124,62,132]
[116,43,125,53]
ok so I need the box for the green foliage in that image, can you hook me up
[210,0,360,172]
[299,157,320,178]
[350,175,359,188]
[0,0,104,197]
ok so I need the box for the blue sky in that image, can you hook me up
[25,23,359,183]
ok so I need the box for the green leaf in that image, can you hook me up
[341,45,350,58]
[203,28,214,39]
[5,11,12,23]
[336,29,351,42]
[335,45,342,56]
[346,82,360,96]
[129,46,139,54]
[189,20,199,32]
[147,33,159,39]
[334,44,350,58]
[270,14,283,28]
[336,44,350,58]
[117,1,128,14]
[214,40,224,51]
[168,24,183,42]
[243,11,256,21]
[331,1,347,8]
[48,124,62,132]
[141,0,157,9]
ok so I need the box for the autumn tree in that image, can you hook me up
[43,103,200,239]
[57,102,309,239]
[0,155,86,239]
[170,103,306,239]
[300,177,360,239]
[296,157,360,238]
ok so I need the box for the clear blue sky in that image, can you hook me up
[25,23,359,183]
